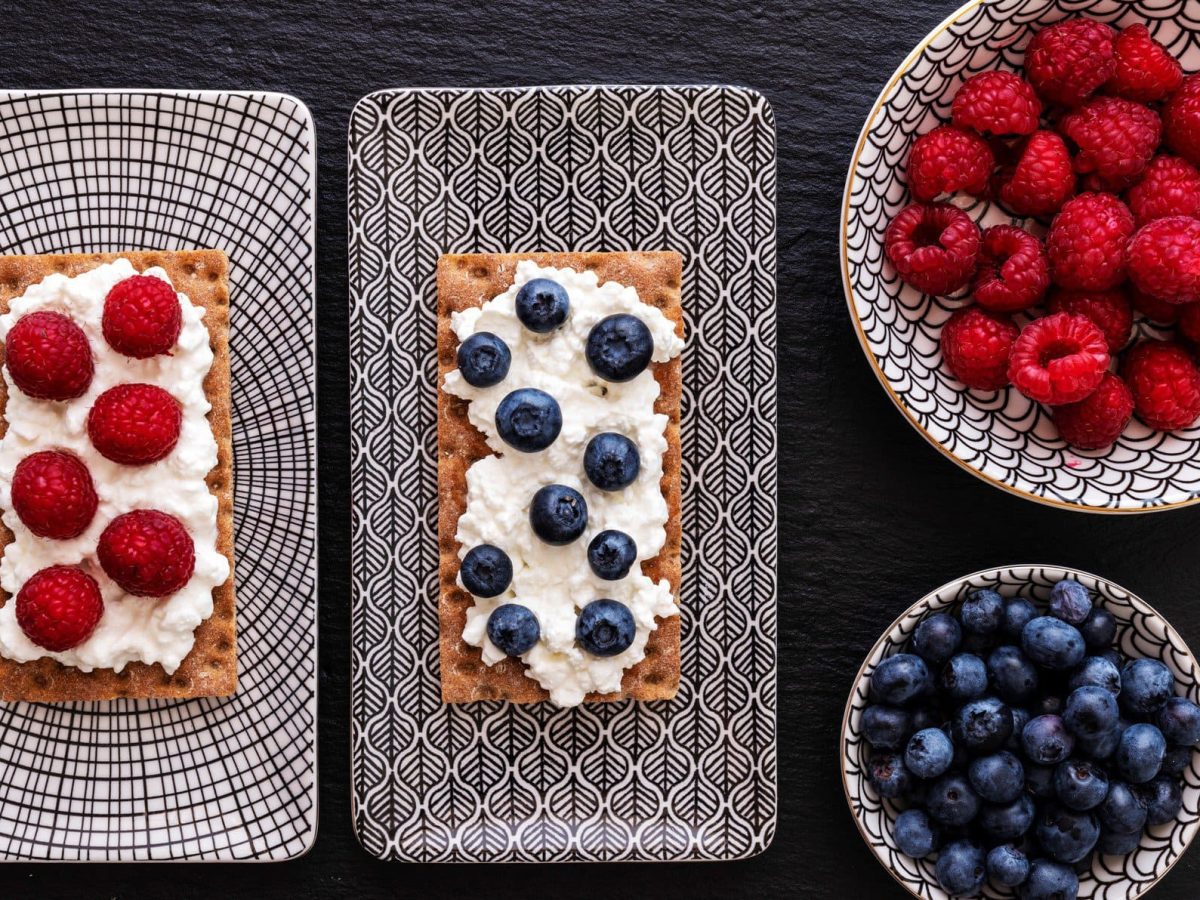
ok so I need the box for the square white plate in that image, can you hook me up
[348,84,778,862]
[0,90,318,862]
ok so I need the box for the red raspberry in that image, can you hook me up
[1105,24,1184,103]
[1046,193,1135,291]
[940,306,1019,391]
[1128,216,1200,305]
[1179,303,1200,344]
[951,71,1043,137]
[1165,75,1200,167]
[87,383,182,466]
[906,126,994,202]
[4,311,94,401]
[1052,372,1134,449]
[102,275,182,359]
[15,565,103,652]
[1047,288,1133,353]
[991,131,1075,217]
[1008,312,1110,405]
[1126,155,1200,227]
[1060,97,1161,191]
[11,450,98,540]
[1132,284,1181,324]
[1025,19,1117,108]
[1123,340,1200,430]
[884,203,981,296]
[972,225,1050,312]
[98,509,195,597]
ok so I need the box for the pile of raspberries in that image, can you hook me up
[885,18,1200,450]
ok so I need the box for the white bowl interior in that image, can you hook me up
[843,0,1200,512]
[841,565,1200,899]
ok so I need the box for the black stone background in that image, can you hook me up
[1,0,1198,896]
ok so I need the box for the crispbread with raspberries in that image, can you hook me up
[438,251,683,704]
[0,250,236,702]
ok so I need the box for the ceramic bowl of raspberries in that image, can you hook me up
[841,566,1200,899]
[842,0,1200,512]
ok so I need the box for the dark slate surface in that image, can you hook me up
[2,0,1199,896]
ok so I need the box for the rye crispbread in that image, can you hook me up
[438,251,683,704]
[0,250,236,702]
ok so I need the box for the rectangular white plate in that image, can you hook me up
[349,85,778,862]
[0,90,317,861]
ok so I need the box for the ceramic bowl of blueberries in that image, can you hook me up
[841,565,1200,899]
[841,0,1200,513]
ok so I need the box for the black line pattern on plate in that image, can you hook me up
[842,565,1200,899]
[348,85,778,862]
[844,0,1200,511]
[0,91,317,861]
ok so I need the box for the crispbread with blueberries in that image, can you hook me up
[437,252,683,704]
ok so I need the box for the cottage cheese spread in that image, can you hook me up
[444,261,684,707]
[0,259,229,673]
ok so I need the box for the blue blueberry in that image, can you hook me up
[585,313,654,382]
[862,704,912,750]
[485,603,540,656]
[460,544,513,597]
[910,705,944,733]
[1068,656,1121,696]
[987,843,1031,889]
[529,484,588,545]
[979,793,1036,842]
[1026,763,1057,800]
[954,696,1014,753]
[1036,694,1066,717]
[905,726,954,779]
[940,653,988,701]
[968,751,1024,803]
[1120,658,1174,717]
[1023,714,1076,765]
[1160,745,1193,778]
[935,839,986,897]
[927,772,981,826]
[1054,759,1109,811]
[1036,804,1100,864]
[962,589,1004,635]
[1064,685,1120,739]
[912,612,962,665]
[1098,827,1143,856]
[1049,579,1093,625]
[866,751,910,799]
[456,331,511,387]
[893,808,939,859]
[870,653,932,706]
[1098,781,1148,834]
[989,645,1040,704]
[1075,726,1121,761]
[1079,607,1117,650]
[496,388,562,452]
[515,278,569,333]
[583,432,640,491]
[1021,860,1079,899]
[1002,596,1039,641]
[1117,723,1167,784]
[961,630,998,656]
[1022,617,1086,670]
[1158,696,1200,746]
[586,529,637,581]
[1141,775,1183,825]
[576,599,636,657]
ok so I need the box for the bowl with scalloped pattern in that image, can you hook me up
[842,0,1200,513]
[841,565,1200,899]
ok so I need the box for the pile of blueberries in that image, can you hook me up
[861,580,1199,899]
[456,278,658,661]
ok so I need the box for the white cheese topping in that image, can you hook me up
[0,259,230,674]
[444,261,684,707]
